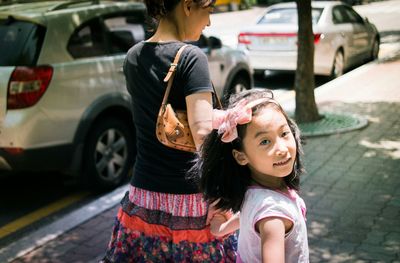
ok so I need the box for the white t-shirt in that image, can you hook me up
[237,186,309,263]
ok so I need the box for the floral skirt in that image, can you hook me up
[103,186,237,262]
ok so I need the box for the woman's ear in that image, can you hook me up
[183,0,193,16]
[232,149,248,166]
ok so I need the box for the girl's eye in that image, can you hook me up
[282,131,291,137]
[260,139,271,146]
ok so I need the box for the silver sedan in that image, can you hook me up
[237,1,380,78]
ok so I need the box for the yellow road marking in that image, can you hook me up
[0,191,90,239]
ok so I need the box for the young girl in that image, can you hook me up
[191,89,309,263]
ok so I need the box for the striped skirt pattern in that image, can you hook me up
[103,186,237,262]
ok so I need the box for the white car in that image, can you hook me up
[238,1,380,77]
[0,0,252,190]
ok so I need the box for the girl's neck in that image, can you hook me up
[251,178,287,192]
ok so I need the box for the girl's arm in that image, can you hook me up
[256,217,293,263]
[186,92,213,151]
[210,212,240,237]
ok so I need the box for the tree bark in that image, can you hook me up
[295,0,321,123]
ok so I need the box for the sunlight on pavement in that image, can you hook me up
[359,139,400,159]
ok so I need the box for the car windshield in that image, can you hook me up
[0,17,45,66]
[258,7,323,25]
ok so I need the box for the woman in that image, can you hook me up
[102,0,237,262]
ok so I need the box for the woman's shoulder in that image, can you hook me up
[182,43,207,59]
[126,41,145,57]
[134,41,204,58]
[179,44,209,72]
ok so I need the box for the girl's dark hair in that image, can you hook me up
[144,0,216,20]
[189,89,305,212]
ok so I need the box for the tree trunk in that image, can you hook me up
[294,0,321,123]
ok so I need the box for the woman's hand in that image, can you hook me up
[209,211,240,237]
[206,199,222,225]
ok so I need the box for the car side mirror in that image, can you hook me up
[208,36,222,50]
[112,30,135,42]
[364,17,369,24]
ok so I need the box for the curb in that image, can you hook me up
[0,184,127,262]
[280,60,375,113]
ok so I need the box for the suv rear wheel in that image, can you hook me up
[229,75,250,95]
[222,75,251,105]
[83,117,134,191]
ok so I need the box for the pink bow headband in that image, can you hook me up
[212,98,270,143]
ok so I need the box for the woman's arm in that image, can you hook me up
[210,212,240,237]
[256,217,292,263]
[186,92,213,150]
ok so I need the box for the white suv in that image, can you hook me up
[0,0,253,190]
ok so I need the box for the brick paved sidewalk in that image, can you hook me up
[10,59,400,262]
[303,101,400,262]
[12,205,118,263]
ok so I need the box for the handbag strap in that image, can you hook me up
[161,44,222,109]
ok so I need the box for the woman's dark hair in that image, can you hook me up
[144,0,216,20]
[189,89,305,212]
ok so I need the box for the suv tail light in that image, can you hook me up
[3,147,24,155]
[7,66,53,109]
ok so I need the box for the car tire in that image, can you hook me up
[369,38,380,61]
[331,50,344,79]
[229,75,251,95]
[83,117,135,191]
[222,75,251,106]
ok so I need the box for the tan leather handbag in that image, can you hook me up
[156,45,221,152]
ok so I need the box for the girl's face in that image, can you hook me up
[185,1,213,41]
[233,106,297,185]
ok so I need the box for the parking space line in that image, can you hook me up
[0,185,127,262]
[0,191,90,239]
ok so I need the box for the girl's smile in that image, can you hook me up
[273,157,292,167]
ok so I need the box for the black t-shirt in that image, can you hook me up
[124,41,212,194]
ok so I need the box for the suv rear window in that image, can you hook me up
[0,17,45,66]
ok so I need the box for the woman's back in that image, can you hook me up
[124,41,212,194]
